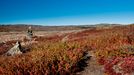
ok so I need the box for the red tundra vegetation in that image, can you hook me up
[0,25,134,75]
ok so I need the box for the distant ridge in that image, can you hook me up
[0,24,91,32]
[0,24,130,32]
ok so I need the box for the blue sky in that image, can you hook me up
[0,0,134,25]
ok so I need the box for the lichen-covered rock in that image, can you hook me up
[6,41,22,56]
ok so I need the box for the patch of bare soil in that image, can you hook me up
[0,30,84,42]
[77,51,104,75]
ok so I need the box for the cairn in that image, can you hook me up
[27,26,33,41]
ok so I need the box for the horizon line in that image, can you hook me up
[0,23,133,26]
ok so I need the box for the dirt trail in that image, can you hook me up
[77,51,104,75]
[60,30,104,75]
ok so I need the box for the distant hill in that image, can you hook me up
[0,24,89,32]
[0,24,129,32]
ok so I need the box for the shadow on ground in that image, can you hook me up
[72,51,91,74]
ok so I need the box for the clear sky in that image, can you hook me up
[0,0,134,25]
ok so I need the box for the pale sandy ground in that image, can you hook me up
[0,30,83,42]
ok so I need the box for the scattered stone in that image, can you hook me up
[0,41,5,46]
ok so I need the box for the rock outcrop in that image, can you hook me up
[5,41,22,56]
